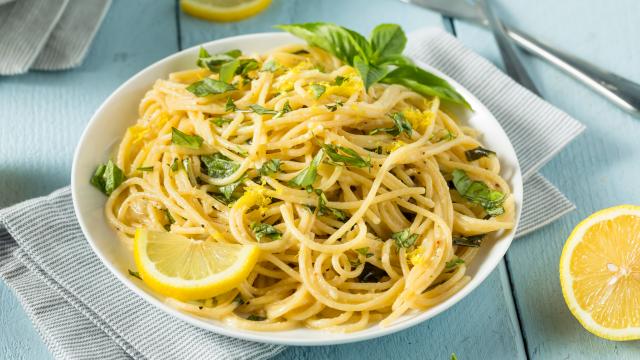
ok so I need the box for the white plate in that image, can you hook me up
[71,32,523,346]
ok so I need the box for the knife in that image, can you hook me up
[402,0,640,116]
[476,0,540,95]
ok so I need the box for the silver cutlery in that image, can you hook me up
[402,0,640,116]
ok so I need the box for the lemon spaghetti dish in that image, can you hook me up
[90,23,515,332]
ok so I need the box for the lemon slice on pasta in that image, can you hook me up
[180,0,272,22]
[133,229,259,301]
[560,205,640,340]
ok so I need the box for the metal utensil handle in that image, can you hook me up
[506,26,640,115]
[477,0,540,95]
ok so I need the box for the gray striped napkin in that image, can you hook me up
[0,0,111,75]
[0,28,583,359]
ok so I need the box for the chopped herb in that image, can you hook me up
[247,314,266,321]
[200,153,239,178]
[355,247,373,257]
[233,294,245,304]
[261,59,279,72]
[288,149,324,188]
[218,177,245,200]
[90,160,125,195]
[445,258,465,270]
[258,159,281,176]
[334,75,346,85]
[391,229,418,248]
[225,97,237,112]
[293,49,309,55]
[464,147,496,161]
[210,117,233,127]
[219,59,240,83]
[453,234,484,248]
[315,188,348,221]
[358,263,388,283]
[171,127,204,149]
[186,78,236,97]
[325,100,344,112]
[451,169,505,216]
[170,158,180,172]
[431,129,456,142]
[350,258,361,268]
[321,143,370,168]
[137,166,154,172]
[128,269,142,280]
[249,104,279,115]
[310,84,326,98]
[369,112,412,136]
[273,101,293,119]
[163,208,175,231]
[196,47,241,72]
[237,59,259,76]
[250,222,283,242]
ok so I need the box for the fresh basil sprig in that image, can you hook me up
[90,160,125,195]
[250,222,283,242]
[276,22,470,108]
[451,169,505,216]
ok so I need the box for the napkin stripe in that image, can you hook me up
[516,174,574,237]
[406,28,585,180]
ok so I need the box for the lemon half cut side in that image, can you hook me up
[560,205,640,341]
[133,229,259,301]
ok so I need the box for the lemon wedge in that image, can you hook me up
[181,0,272,22]
[560,205,640,341]
[133,229,259,301]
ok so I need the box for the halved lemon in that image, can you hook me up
[181,0,272,22]
[133,229,259,301]
[560,205,640,340]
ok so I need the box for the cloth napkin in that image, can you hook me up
[0,0,111,75]
[0,28,584,359]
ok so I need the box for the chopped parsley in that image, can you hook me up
[391,229,418,248]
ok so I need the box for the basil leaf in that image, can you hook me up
[358,263,388,283]
[465,147,496,161]
[171,127,204,149]
[210,117,233,127]
[233,294,245,304]
[353,55,389,89]
[225,96,237,112]
[445,258,465,270]
[288,149,324,188]
[334,76,346,85]
[310,84,326,99]
[381,65,470,108]
[369,112,412,137]
[321,143,370,168]
[128,269,142,280]
[258,159,281,176]
[137,166,154,172]
[314,188,348,221]
[391,229,418,248]
[196,48,241,72]
[451,169,505,216]
[369,24,406,64]
[187,78,236,97]
[90,160,125,195]
[275,23,371,66]
[249,104,278,115]
[219,59,240,83]
[325,101,344,112]
[200,153,239,178]
[247,314,266,321]
[250,222,282,242]
[355,247,373,257]
[261,59,279,72]
[163,208,175,231]
[219,177,244,200]
[453,234,485,248]
[170,158,180,172]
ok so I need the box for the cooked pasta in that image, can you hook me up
[100,40,515,332]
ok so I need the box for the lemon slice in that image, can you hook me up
[181,0,272,22]
[133,229,259,301]
[560,205,640,340]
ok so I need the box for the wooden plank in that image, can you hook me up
[0,1,179,359]
[180,1,525,359]
[455,1,640,358]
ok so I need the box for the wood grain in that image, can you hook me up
[455,0,640,358]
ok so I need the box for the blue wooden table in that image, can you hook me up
[1,1,639,359]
